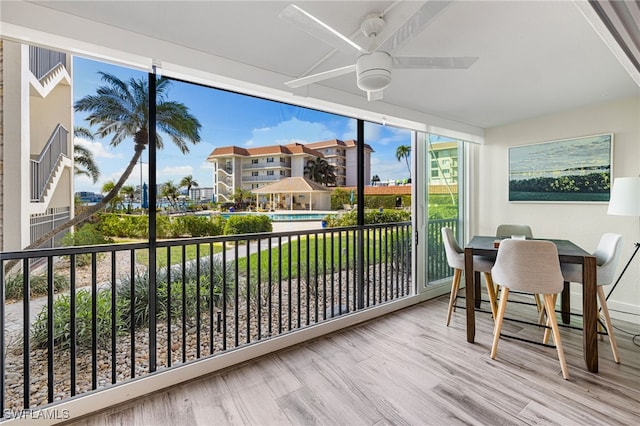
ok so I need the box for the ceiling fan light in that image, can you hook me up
[356,52,392,92]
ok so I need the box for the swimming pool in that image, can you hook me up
[219,212,328,221]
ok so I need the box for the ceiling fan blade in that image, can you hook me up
[284,64,357,89]
[279,4,365,53]
[377,1,452,53]
[392,56,479,69]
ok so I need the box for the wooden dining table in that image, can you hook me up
[464,236,599,373]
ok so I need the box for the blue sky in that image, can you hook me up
[73,57,412,193]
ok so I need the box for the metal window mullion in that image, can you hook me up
[46,257,54,403]
[181,246,187,362]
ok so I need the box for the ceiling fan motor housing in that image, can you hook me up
[356,51,392,92]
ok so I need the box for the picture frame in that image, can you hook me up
[508,133,613,202]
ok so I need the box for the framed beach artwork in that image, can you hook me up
[508,133,613,202]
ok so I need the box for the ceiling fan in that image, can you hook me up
[279,2,478,101]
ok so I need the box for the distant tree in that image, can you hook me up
[101,181,122,212]
[179,175,199,198]
[233,187,253,205]
[304,157,337,186]
[120,185,136,211]
[371,174,380,185]
[160,181,180,209]
[396,145,411,178]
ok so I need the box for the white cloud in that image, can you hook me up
[74,137,123,159]
[159,165,194,178]
[370,157,409,182]
[243,117,336,146]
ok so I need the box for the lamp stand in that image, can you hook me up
[605,242,640,301]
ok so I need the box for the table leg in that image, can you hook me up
[464,247,475,343]
[583,256,598,373]
[474,271,482,309]
[561,282,570,324]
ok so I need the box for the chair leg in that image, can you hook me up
[544,294,569,379]
[534,293,545,324]
[484,272,498,320]
[597,286,620,363]
[491,287,510,359]
[543,294,558,345]
[446,268,462,326]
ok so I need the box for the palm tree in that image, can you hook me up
[120,184,136,211]
[160,180,180,209]
[179,175,199,199]
[304,157,337,186]
[101,180,122,212]
[23,71,202,251]
[233,187,252,206]
[73,126,100,183]
[396,145,411,178]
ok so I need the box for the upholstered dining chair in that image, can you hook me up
[495,224,534,239]
[495,224,547,320]
[560,233,622,363]
[490,239,569,379]
[441,227,498,326]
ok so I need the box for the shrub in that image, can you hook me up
[331,188,352,210]
[62,223,112,266]
[97,213,223,239]
[31,288,119,350]
[324,209,411,227]
[224,215,272,235]
[62,223,111,246]
[5,272,68,300]
[116,269,156,329]
[117,256,232,329]
[170,215,226,237]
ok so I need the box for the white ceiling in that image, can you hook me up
[2,0,639,135]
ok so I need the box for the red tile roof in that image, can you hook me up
[337,184,457,196]
[207,142,325,159]
[306,139,374,152]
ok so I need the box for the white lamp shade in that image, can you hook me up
[607,177,640,216]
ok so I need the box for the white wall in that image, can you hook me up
[476,96,640,323]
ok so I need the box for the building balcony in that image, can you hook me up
[243,162,291,170]
[1,218,634,424]
[242,175,285,182]
[0,220,418,421]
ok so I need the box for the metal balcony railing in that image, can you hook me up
[0,221,415,418]
[243,162,291,170]
[29,207,71,249]
[30,125,69,201]
[29,46,67,80]
[242,175,282,182]
[427,218,459,282]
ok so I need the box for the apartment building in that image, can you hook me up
[207,139,372,202]
[1,41,74,250]
[305,139,373,187]
[429,141,458,186]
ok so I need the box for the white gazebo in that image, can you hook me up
[251,177,331,211]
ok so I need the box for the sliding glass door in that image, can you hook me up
[416,133,465,295]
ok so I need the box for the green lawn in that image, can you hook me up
[132,241,225,268]
[236,230,409,280]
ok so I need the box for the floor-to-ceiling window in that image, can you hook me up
[419,133,466,293]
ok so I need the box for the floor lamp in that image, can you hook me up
[606,176,640,301]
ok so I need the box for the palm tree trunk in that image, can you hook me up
[4,147,144,273]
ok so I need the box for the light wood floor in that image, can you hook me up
[64,295,640,426]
